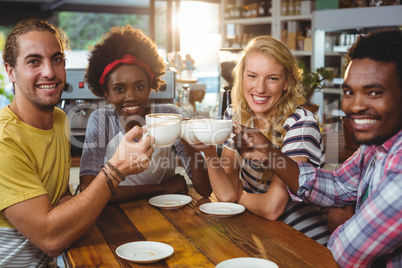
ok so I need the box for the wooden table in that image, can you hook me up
[64,188,340,268]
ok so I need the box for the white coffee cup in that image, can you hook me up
[145,113,182,126]
[193,119,233,145]
[143,120,181,148]
[180,119,201,144]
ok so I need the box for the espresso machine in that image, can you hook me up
[58,69,104,157]
[59,68,176,157]
[218,48,242,118]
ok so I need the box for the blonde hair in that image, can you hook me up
[231,35,305,147]
[231,36,305,184]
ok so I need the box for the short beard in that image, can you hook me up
[33,99,58,112]
[38,104,57,112]
[355,127,401,146]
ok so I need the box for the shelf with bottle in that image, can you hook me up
[221,0,315,62]
[320,26,402,86]
[224,2,313,25]
[280,19,313,55]
[224,0,272,19]
[279,13,312,21]
[280,0,316,20]
[279,0,315,18]
[323,31,360,53]
[224,1,273,24]
[311,4,402,123]
[321,32,355,80]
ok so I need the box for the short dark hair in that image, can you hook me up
[347,28,402,83]
[2,18,68,68]
[86,25,166,98]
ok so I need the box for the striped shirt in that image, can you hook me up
[293,129,402,267]
[224,105,330,245]
[0,228,50,267]
[282,110,325,168]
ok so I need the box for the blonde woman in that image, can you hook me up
[200,36,330,245]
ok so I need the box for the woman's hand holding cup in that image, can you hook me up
[180,119,221,157]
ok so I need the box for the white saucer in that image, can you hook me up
[216,257,278,268]
[115,241,174,263]
[149,194,192,210]
[199,202,245,218]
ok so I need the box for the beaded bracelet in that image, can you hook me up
[106,161,126,181]
[103,165,121,183]
[101,167,117,196]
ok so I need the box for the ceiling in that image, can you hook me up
[0,0,151,25]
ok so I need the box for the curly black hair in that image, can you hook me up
[347,28,402,84]
[86,25,166,97]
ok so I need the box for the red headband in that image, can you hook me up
[99,54,154,87]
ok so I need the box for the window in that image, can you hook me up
[58,11,149,68]
[179,1,221,94]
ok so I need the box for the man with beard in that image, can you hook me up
[233,29,402,267]
[0,19,153,266]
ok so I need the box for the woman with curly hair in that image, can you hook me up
[79,25,211,202]
[198,36,330,244]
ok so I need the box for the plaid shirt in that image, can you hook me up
[291,129,402,267]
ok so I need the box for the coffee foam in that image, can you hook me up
[150,121,178,128]
[148,113,181,118]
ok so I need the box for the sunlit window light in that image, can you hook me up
[178,1,221,72]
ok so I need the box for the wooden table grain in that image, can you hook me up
[64,188,340,268]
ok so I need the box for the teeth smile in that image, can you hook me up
[252,95,269,101]
[38,84,57,90]
[354,118,376,125]
[124,106,139,111]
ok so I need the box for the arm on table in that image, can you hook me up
[238,156,307,221]
[4,126,153,258]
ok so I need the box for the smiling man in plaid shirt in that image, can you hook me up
[233,29,402,267]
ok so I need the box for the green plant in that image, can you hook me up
[301,66,335,103]
[0,72,13,103]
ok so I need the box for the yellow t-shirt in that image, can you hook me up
[0,106,71,228]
